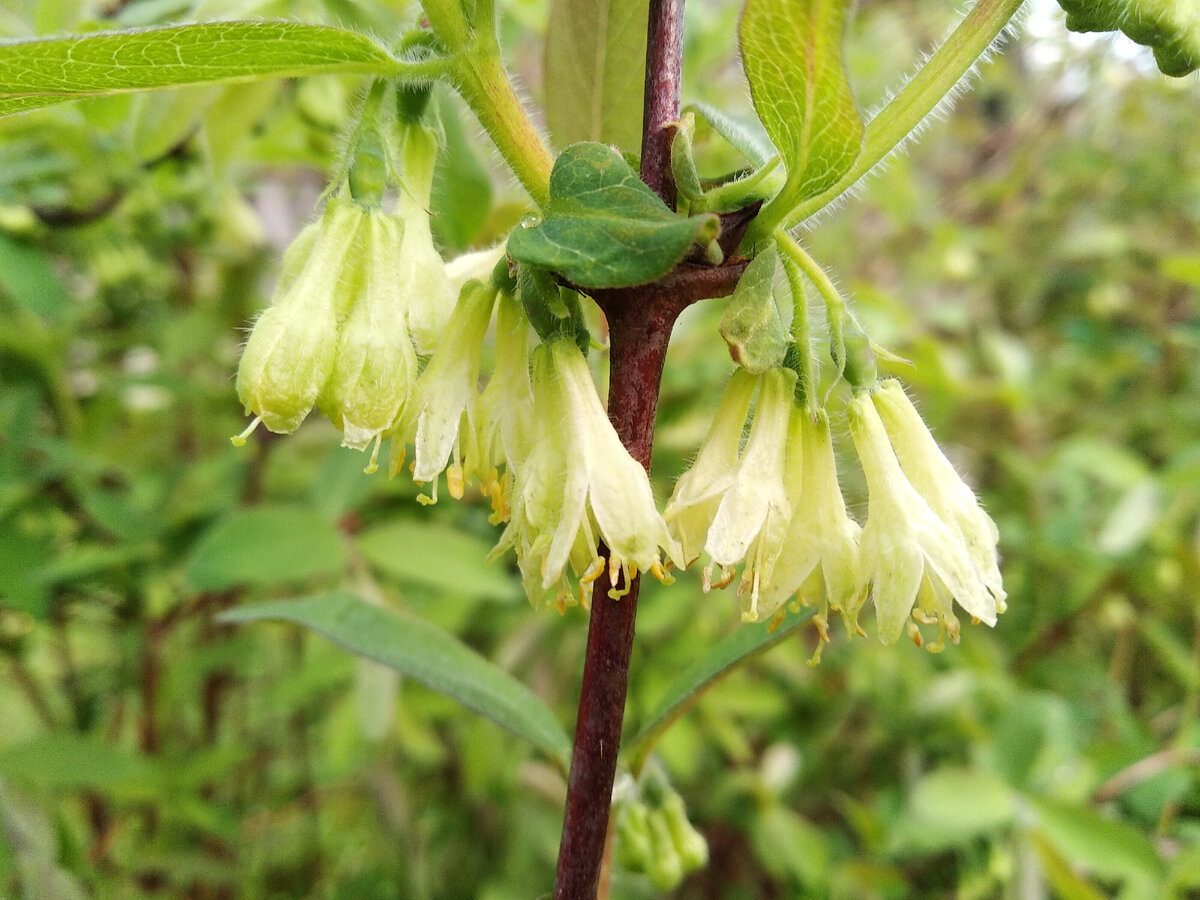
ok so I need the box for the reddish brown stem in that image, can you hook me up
[552,4,689,896]
[641,0,686,207]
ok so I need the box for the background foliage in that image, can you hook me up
[1,0,1198,897]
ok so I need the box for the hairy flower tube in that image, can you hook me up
[319,209,418,473]
[396,122,457,355]
[410,278,499,501]
[663,368,757,564]
[233,197,362,441]
[494,337,679,609]
[703,367,797,622]
[757,406,864,652]
[849,391,999,650]
[870,379,1006,611]
[462,289,535,523]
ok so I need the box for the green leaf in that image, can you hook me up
[185,505,346,592]
[686,101,774,168]
[719,246,786,374]
[0,734,157,791]
[544,0,647,152]
[220,593,572,765]
[1029,795,1166,883]
[906,767,1015,844]
[356,520,520,602]
[0,234,67,321]
[738,0,863,210]
[0,22,404,117]
[507,142,720,289]
[625,609,813,771]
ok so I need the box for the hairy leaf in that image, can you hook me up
[0,22,403,117]
[507,142,719,288]
[221,593,572,765]
[544,0,647,152]
[739,0,862,209]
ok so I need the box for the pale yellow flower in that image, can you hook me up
[849,392,998,649]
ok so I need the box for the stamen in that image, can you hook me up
[388,442,407,479]
[446,463,464,500]
[907,620,923,648]
[231,416,262,447]
[711,565,736,590]
[416,477,438,507]
[580,557,605,585]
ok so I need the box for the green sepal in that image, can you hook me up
[517,265,590,353]
[719,247,786,374]
[840,318,877,390]
[348,126,389,208]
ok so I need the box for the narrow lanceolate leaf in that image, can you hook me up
[739,0,862,209]
[507,142,719,289]
[221,593,572,766]
[544,0,648,152]
[0,22,404,117]
[624,609,813,772]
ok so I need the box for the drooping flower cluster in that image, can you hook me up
[234,116,456,475]
[666,365,1005,654]
[233,116,679,612]
[231,100,1006,651]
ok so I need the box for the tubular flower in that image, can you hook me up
[704,367,797,622]
[397,123,457,355]
[320,209,418,473]
[233,197,362,440]
[462,290,535,523]
[410,279,499,501]
[848,392,999,650]
[758,407,864,652]
[663,368,757,564]
[870,379,1006,612]
[494,338,679,609]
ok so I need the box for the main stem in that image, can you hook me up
[552,2,685,897]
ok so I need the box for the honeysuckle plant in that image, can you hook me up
[3,0,1195,895]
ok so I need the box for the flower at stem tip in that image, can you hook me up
[492,337,680,611]
[849,386,1002,650]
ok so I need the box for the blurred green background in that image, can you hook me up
[1,0,1198,897]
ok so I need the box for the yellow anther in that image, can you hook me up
[907,621,923,648]
[580,557,605,585]
[446,463,464,500]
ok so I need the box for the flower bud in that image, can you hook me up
[397,123,456,354]
[233,198,362,439]
[321,210,418,472]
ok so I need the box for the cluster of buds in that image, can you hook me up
[612,769,708,891]
[233,103,456,476]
